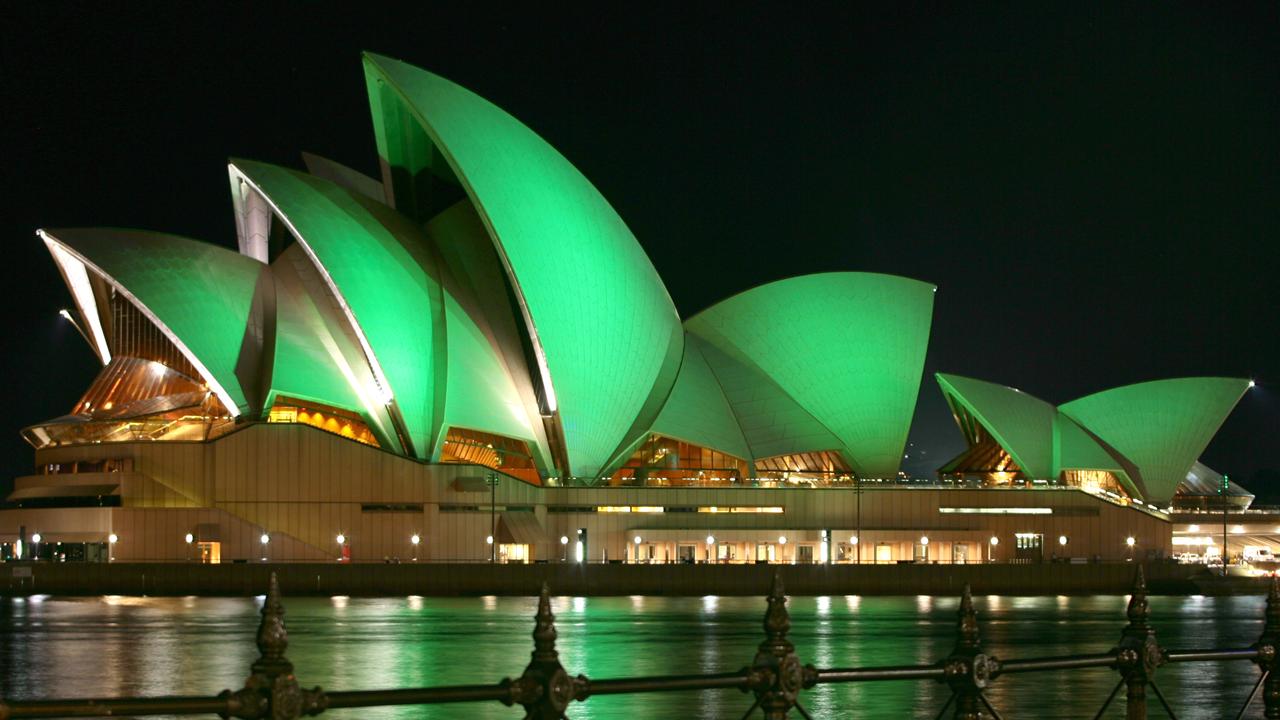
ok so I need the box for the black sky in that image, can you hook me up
[2,4,1277,493]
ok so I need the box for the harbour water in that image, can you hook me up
[0,593,1269,719]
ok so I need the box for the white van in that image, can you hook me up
[1244,546,1275,563]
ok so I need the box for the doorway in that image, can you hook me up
[197,542,221,564]
[1016,533,1044,562]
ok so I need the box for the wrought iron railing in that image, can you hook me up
[1,567,1278,719]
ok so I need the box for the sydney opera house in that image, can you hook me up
[2,54,1257,565]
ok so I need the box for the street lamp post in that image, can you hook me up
[488,470,498,564]
[1222,473,1230,577]
[855,474,862,563]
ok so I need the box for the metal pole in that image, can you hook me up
[490,471,497,564]
[856,475,862,564]
[1223,474,1230,577]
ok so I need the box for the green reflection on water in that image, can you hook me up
[0,593,1270,719]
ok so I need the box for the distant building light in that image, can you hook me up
[1250,380,1257,388]
[336,534,346,545]
[1125,536,1136,547]
[31,533,41,544]
[1058,535,1068,546]
[919,536,930,546]
[699,506,783,514]
[706,535,716,545]
[410,534,421,545]
[939,507,1052,515]
[560,536,569,545]
[989,536,999,546]
[1233,525,1245,534]
[778,536,787,545]
[486,535,494,545]
[633,535,642,545]
[850,536,859,545]
[1188,524,1200,533]
[260,533,270,545]
[184,533,193,544]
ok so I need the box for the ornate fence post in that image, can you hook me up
[504,583,587,719]
[1114,566,1160,720]
[219,572,326,720]
[747,575,816,720]
[942,585,998,720]
[1255,576,1280,718]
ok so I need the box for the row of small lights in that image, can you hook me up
[621,534,1139,547]
[1186,524,1280,535]
[24,532,1140,550]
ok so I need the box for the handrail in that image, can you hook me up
[2,567,1279,719]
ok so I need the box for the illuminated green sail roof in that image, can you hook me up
[1059,377,1251,504]
[693,335,844,462]
[267,243,400,449]
[651,334,752,462]
[41,228,263,415]
[935,374,1055,477]
[425,201,549,469]
[688,273,935,477]
[229,159,445,459]
[363,52,683,477]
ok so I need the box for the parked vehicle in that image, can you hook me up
[1244,546,1275,563]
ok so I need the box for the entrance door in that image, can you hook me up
[914,543,929,563]
[952,543,969,564]
[798,545,815,564]
[717,544,736,562]
[875,544,893,564]
[1015,533,1043,562]
[499,544,529,563]
[197,542,221,564]
[677,545,696,564]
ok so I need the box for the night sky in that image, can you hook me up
[3,5,1277,494]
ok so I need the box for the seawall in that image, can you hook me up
[0,562,1204,597]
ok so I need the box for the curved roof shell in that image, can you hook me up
[687,273,935,477]
[40,228,263,416]
[935,374,1056,478]
[362,52,683,477]
[229,159,446,458]
[1059,377,1251,504]
[650,334,752,462]
[268,243,400,449]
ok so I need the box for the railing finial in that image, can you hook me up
[942,584,995,719]
[1126,565,1149,627]
[219,573,326,719]
[1253,574,1280,717]
[1114,565,1159,719]
[255,572,290,670]
[532,582,559,664]
[959,584,980,652]
[748,574,815,719]
[504,584,586,719]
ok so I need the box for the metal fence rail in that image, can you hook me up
[2,566,1278,719]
